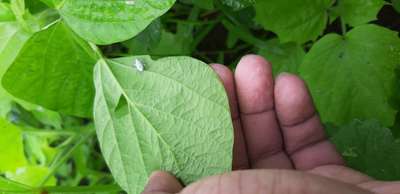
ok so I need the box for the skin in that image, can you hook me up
[142,55,400,194]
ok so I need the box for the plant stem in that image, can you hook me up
[340,17,347,35]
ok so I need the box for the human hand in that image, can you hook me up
[142,55,400,194]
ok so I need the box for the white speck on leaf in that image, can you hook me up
[125,0,135,5]
[133,59,144,72]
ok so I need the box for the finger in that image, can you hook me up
[274,73,344,170]
[234,55,292,169]
[181,170,372,194]
[309,165,372,185]
[211,64,249,170]
[142,171,183,194]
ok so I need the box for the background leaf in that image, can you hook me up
[255,0,332,43]
[334,0,385,26]
[2,21,98,118]
[258,39,305,75]
[331,119,400,180]
[300,25,400,126]
[94,56,233,194]
[0,118,27,172]
[59,0,176,44]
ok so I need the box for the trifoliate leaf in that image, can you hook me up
[0,118,26,172]
[255,0,332,44]
[59,0,176,45]
[334,0,385,26]
[258,39,305,75]
[331,119,400,180]
[2,21,98,118]
[300,24,400,126]
[94,56,234,194]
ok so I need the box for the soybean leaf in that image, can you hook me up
[94,56,233,194]
[331,119,400,180]
[59,0,176,45]
[299,24,400,126]
[39,0,63,8]
[255,0,332,44]
[0,117,27,172]
[2,21,98,118]
[258,39,305,75]
[334,0,385,26]
[222,0,255,10]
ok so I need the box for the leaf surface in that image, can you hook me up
[94,56,233,194]
[258,39,305,75]
[299,24,400,126]
[0,118,26,172]
[222,0,254,10]
[2,21,98,118]
[59,0,176,44]
[331,120,400,180]
[255,0,332,43]
[335,0,384,26]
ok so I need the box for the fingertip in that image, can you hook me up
[234,54,274,113]
[143,171,182,194]
[274,73,315,126]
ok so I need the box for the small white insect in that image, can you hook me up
[125,0,135,5]
[133,59,145,72]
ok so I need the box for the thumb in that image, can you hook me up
[142,171,183,194]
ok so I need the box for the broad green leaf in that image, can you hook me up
[123,20,162,55]
[94,56,233,194]
[331,120,400,180]
[2,21,98,118]
[255,0,332,44]
[334,0,385,26]
[394,0,400,13]
[299,24,400,126]
[0,118,27,172]
[222,0,254,10]
[6,166,57,187]
[59,0,176,45]
[258,39,305,75]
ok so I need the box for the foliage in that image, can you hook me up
[0,0,399,194]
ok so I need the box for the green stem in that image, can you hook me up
[22,128,76,137]
[340,17,347,35]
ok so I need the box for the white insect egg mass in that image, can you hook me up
[133,59,145,72]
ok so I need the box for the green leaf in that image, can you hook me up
[59,0,176,45]
[299,24,400,126]
[394,0,400,13]
[6,166,57,187]
[334,0,385,26]
[0,118,27,172]
[2,21,98,118]
[222,0,254,10]
[94,56,233,194]
[123,19,162,55]
[331,119,400,180]
[258,39,305,75]
[255,0,332,44]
